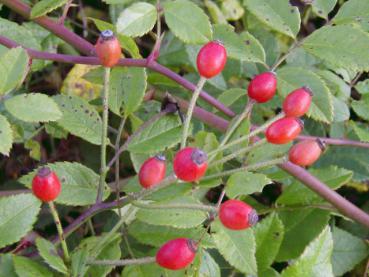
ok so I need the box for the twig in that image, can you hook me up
[132,201,217,212]
[87,257,156,266]
[202,157,287,181]
[48,202,70,263]
[181,77,207,148]
[58,0,73,25]
[96,67,111,203]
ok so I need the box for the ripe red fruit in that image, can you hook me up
[219,199,258,230]
[173,147,208,182]
[156,238,197,270]
[266,117,303,144]
[32,167,61,202]
[197,40,227,79]
[138,155,166,189]
[95,30,121,67]
[289,139,325,166]
[283,87,313,117]
[248,72,277,103]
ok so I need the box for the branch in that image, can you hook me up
[0,0,235,117]
[280,162,369,228]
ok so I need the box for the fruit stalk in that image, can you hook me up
[202,156,287,181]
[208,112,285,157]
[87,257,156,266]
[96,67,111,203]
[181,77,207,148]
[218,98,255,149]
[48,201,70,263]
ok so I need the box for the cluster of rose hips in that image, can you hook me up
[30,33,326,272]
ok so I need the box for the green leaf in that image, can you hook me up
[277,66,333,123]
[0,19,41,52]
[109,67,125,115]
[277,166,353,206]
[0,194,41,249]
[122,67,147,116]
[36,237,68,274]
[19,162,109,206]
[302,25,369,72]
[116,2,157,37]
[13,256,52,277]
[352,95,369,120]
[0,254,17,277]
[0,114,13,156]
[254,213,284,272]
[90,18,141,58]
[276,209,330,261]
[247,142,290,165]
[163,0,212,44]
[311,0,337,19]
[244,0,300,38]
[197,250,221,277]
[53,95,103,145]
[212,220,257,275]
[221,0,244,21]
[127,115,182,154]
[226,172,271,198]
[332,227,369,276]
[351,121,369,142]
[135,197,208,228]
[0,47,29,95]
[128,220,214,248]
[30,0,68,18]
[333,0,369,31]
[5,93,62,123]
[204,0,227,24]
[281,227,334,277]
[192,131,223,187]
[213,24,265,63]
[355,79,369,95]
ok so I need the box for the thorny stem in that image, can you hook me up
[181,77,207,148]
[48,202,70,263]
[203,157,287,181]
[132,201,217,212]
[87,257,156,266]
[209,138,267,168]
[208,113,285,157]
[96,67,111,203]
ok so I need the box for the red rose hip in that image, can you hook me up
[173,147,208,182]
[197,40,227,79]
[283,87,313,117]
[248,72,277,103]
[156,238,197,270]
[95,30,121,67]
[138,155,166,189]
[289,139,325,166]
[219,199,258,230]
[32,167,61,202]
[266,117,303,144]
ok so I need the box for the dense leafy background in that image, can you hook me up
[0,0,368,276]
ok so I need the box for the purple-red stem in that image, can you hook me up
[2,0,369,229]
